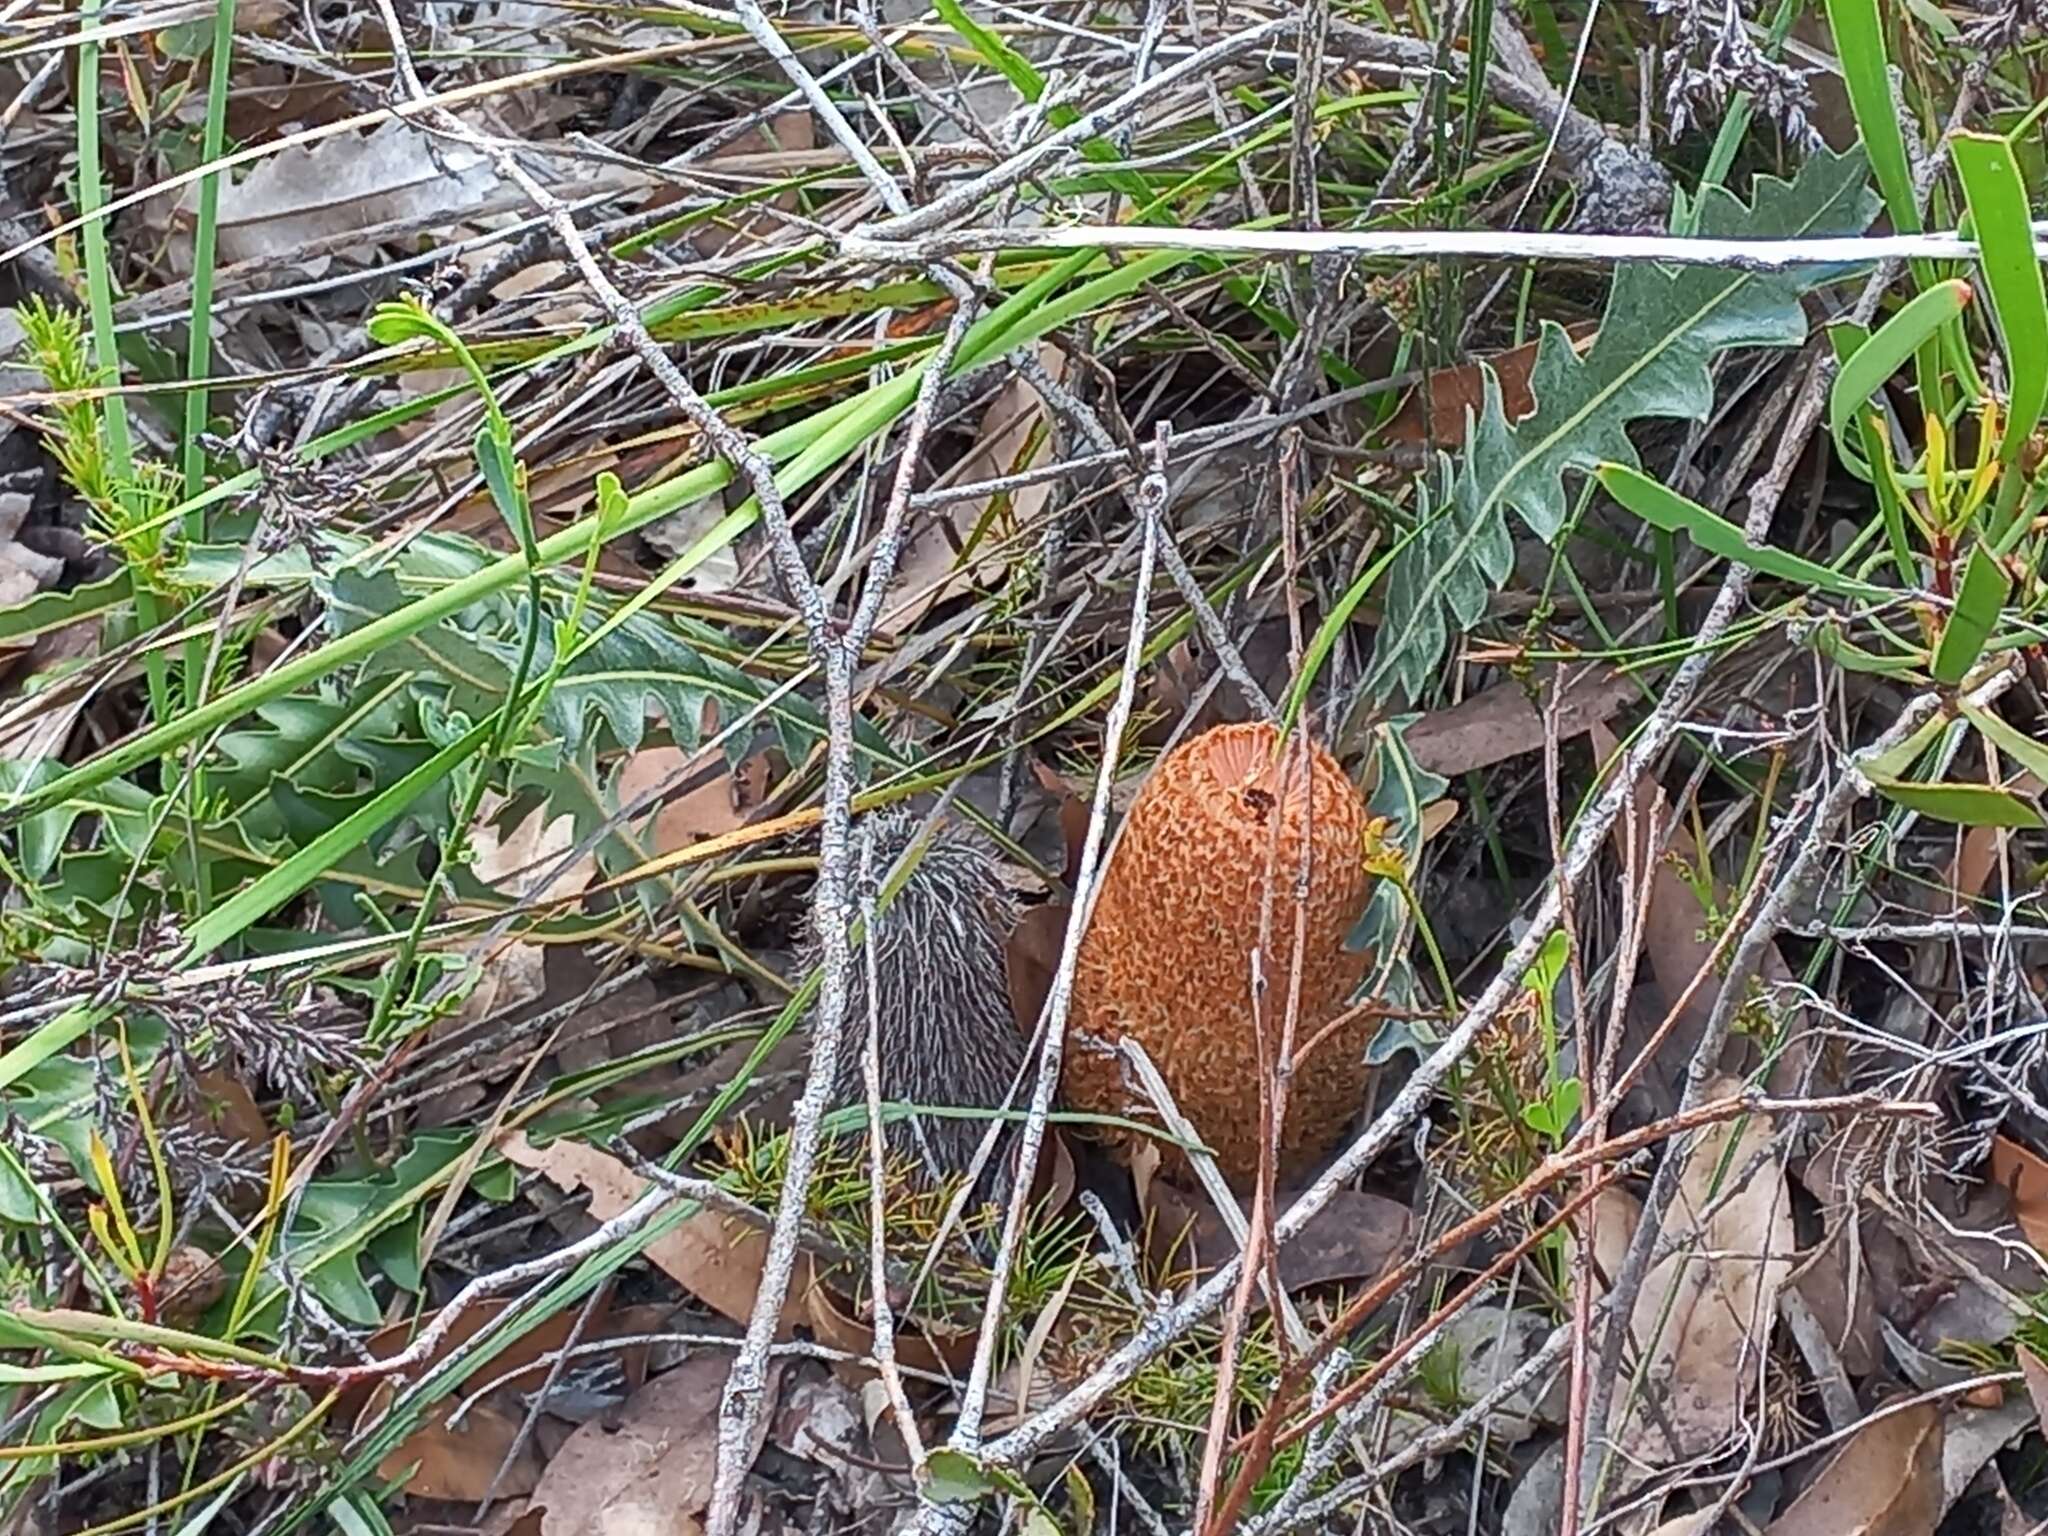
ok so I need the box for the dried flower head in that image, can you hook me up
[1962,0,2046,52]
[206,432,368,572]
[1654,0,1822,152]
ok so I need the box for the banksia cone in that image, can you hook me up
[1065,721,1373,1186]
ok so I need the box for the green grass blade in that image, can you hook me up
[179,0,236,504]
[179,715,495,957]
[0,246,1191,828]
[75,4,133,483]
[933,0,1044,100]
[1822,0,1918,235]
[0,1005,105,1097]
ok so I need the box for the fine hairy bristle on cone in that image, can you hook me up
[1063,721,1374,1186]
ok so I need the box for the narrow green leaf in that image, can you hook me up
[474,426,534,560]
[180,715,494,959]
[1960,702,2048,784]
[0,1360,111,1384]
[1863,711,1950,780]
[1953,132,2048,459]
[1,242,1181,828]
[0,1309,148,1377]
[1823,0,1918,235]
[1828,280,1971,453]
[932,0,1044,101]
[595,470,629,538]
[1595,463,1881,598]
[1807,617,1927,677]
[1929,544,2009,684]
[1281,512,1431,734]
[1867,777,2045,828]
[1827,320,1921,581]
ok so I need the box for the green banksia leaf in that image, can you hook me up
[1365,149,1879,705]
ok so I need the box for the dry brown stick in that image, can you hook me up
[1561,747,1656,1536]
[347,11,986,1530]
[1209,1168,1630,1534]
[949,429,1169,1454]
[1192,727,1315,1534]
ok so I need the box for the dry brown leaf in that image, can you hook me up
[1762,1400,1943,1536]
[480,1497,544,1536]
[1418,797,1460,843]
[612,745,769,855]
[169,118,648,275]
[1562,1184,1641,1307]
[0,583,81,771]
[1006,902,1072,1035]
[1383,324,1599,447]
[385,1399,543,1502]
[175,121,500,273]
[1642,1509,1717,1536]
[2021,1348,2048,1427]
[1405,664,1637,778]
[1588,720,1801,1101]
[1616,1078,1792,1472]
[1142,1182,1411,1295]
[529,1353,778,1536]
[499,1131,805,1335]
[1989,1136,2048,1255]
[155,1245,227,1326]
[350,1295,675,1502]
[185,1069,270,1147]
[1030,758,1091,886]
[453,793,597,1024]
[802,1268,975,1380]
[883,342,1065,630]
[687,111,815,260]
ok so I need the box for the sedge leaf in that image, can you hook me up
[932,0,1044,100]
[1821,0,1917,235]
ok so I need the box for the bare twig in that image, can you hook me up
[843,218,2035,269]
[950,426,1169,1450]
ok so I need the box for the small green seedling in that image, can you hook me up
[1518,930,1582,1142]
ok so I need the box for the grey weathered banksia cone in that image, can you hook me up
[1063,721,1374,1186]
[821,812,1028,1204]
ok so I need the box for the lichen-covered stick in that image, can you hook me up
[947,427,1168,1452]
[705,290,985,1536]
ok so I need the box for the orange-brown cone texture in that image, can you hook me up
[1065,721,1373,1187]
